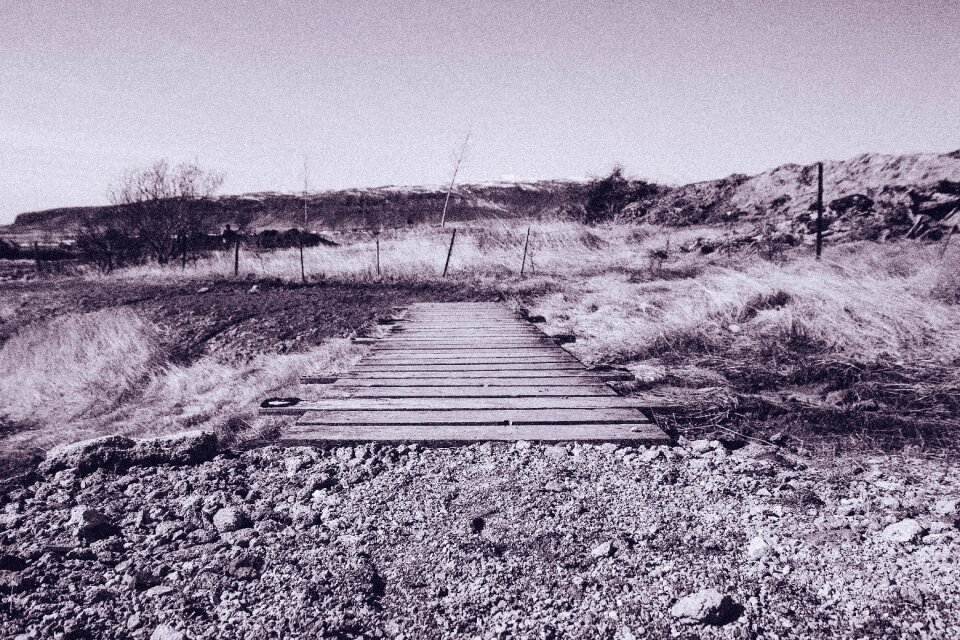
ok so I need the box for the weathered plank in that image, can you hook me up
[364,353,576,364]
[370,348,570,357]
[373,338,557,353]
[353,362,587,371]
[321,376,618,386]
[317,385,618,400]
[296,407,648,425]
[338,369,621,379]
[302,395,629,410]
[280,423,668,444]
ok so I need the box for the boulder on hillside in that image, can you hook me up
[40,431,218,476]
[829,193,874,215]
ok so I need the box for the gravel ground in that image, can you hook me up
[1,434,958,639]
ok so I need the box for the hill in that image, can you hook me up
[630,149,960,241]
[3,181,590,237]
[4,150,959,241]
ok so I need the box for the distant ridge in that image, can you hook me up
[4,151,959,238]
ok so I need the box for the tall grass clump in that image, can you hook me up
[534,241,960,368]
[0,308,164,425]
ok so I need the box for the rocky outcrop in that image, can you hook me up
[39,431,218,476]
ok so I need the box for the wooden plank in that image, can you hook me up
[317,385,618,399]
[366,355,580,364]
[392,329,538,335]
[373,343,558,350]
[369,348,568,357]
[295,407,648,425]
[341,369,614,379]
[353,362,586,371]
[294,396,631,411]
[357,358,583,372]
[280,423,668,444]
[322,376,617,386]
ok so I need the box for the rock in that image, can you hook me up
[40,435,136,476]
[145,584,176,597]
[39,431,217,476]
[0,554,27,571]
[933,498,958,516]
[248,284,259,293]
[689,439,713,454]
[599,443,619,454]
[222,527,258,548]
[131,431,218,467]
[213,506,251,533]
[151,624,186,640]
[590,540,615,558]
[127,614,142,630]
[670,588,742,625]
[544,445,568,460]
[639,448,662,463]
[727,324,741,333]
[922,533,952,545]
[70,506,118,541]
[289,504,320,528]
[747,535,770,559]
[285,455,309,476]
[881,518,926,543]
[543,480,564,493]
[515,440,532,451]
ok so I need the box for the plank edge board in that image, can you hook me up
[279,423,668,444]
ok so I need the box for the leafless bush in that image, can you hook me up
[108,160,224,264]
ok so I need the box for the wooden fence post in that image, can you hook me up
[234,236,240,276]
[376,238,381,277]
[519,227,531,276]
[442,229,457,277]
[816,162,824,259]
[299,235,306,284]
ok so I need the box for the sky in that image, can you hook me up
[1,0,959,222]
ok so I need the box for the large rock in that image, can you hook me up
[40,431,218,476]
[40,435,136,476]
[213,506,251,533]
[881,518,926,543]
[150,625,185,640]
[131,431,218,467]
[70,506,119,542]
[670,588,742,625]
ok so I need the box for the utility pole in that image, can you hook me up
[520,227,531,277]
[815,162,824,259]
[440,133,470,228]
[442,229,457,277]
[301,155,308,283]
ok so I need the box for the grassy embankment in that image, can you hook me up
[1,220,958,475]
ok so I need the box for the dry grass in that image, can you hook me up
[534,241,960,367]
[0,308,164,425]
[101,221,719,283]
[3,219,958,466]
[0,305,364,472]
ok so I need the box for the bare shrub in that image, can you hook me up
[109,160,224,264]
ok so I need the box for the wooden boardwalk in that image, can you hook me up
[268,302,668,444]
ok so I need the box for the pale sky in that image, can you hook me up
[1,0,959,222]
